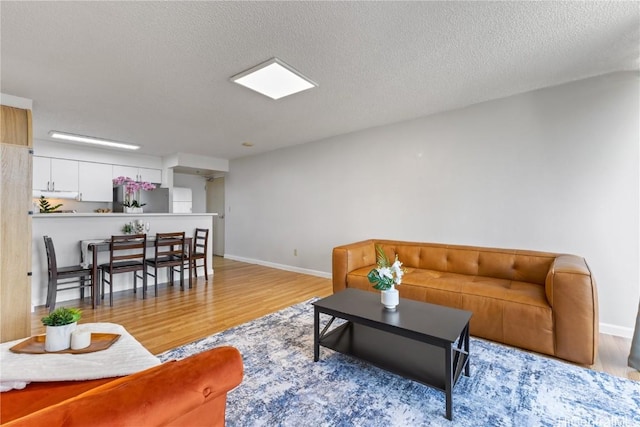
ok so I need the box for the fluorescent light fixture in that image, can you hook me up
[231,58,317,100]
[48,131,140,150]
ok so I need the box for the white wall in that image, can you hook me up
[226,71,640,335]
[173,173,207,213]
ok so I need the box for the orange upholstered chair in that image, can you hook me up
[1,346,243,426]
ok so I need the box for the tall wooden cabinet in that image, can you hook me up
[0,105,33,342]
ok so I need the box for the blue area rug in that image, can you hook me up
[158,300,640,426]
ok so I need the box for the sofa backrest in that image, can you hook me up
[378,241,556,285]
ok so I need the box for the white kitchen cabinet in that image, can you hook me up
[33,156,78,192]
[112,165,161,183]
[32,156,51,190]
[52,159,78,191]
[139,167,161,184]
[79,162,112,202]
[112,165,137,180]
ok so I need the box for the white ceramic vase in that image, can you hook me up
[45,322,77,352]
[381,285,399,311]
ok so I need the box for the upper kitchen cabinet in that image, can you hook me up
[32,156,50,190]
[112,165,162,184]
[140,167,162,184]
[0,105,32,147]
[33,156,78,192]
[79,162,112,202]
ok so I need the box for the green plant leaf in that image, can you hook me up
[41,307,82,326]
[375,244,390,268]
[39,196,63,213]
[367,267,393,291]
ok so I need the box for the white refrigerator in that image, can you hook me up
[173,187,192,213]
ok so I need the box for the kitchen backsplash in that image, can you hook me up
[33,198,112,213]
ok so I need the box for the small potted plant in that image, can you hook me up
[38,195,63,213]
[41,307,81,352]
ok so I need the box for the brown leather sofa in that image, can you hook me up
[1,346,243,426]
[333,239,599,365]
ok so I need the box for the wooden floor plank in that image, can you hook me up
[31,257,638,381]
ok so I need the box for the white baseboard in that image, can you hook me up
[223,254,331,279]
[600,322,634,339]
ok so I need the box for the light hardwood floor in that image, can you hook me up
[31,257,639,381]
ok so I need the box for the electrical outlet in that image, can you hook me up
[294,249,298,256]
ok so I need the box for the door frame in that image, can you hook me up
[206,176,225,256]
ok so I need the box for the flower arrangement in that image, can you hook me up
[112,176,156,208]
[367,245,406,291]
[122,221,144,234]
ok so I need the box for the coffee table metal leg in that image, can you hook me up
[464,324,470,377]
[445,345,453,420]
[314,307,320,362]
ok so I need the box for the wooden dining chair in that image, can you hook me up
[191,228,209,281]
[43,236,93,312]
[99,234,147,306]
[145,232,188,294]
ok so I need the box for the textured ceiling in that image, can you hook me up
[1,1,638,161]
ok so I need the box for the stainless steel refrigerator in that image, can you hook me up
[113,185,169,213]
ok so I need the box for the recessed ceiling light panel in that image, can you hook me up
[231,58,317,100]
[48,131,140,150]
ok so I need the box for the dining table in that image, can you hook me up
[81,236,193,307]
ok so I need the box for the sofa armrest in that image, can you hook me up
[5,346,243,427]
[545,255,599,365]
[332,240,376,293]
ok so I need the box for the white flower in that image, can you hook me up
[378,267,393,280]
[391,260,403,276]
[391,260,404,285]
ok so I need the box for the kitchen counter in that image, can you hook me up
[31,213,216,309]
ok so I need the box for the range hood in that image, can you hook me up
[33,190,80,200]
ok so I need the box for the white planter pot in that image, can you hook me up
[381,286,399,311]
[45,322,77,352]
[124,207,143,214]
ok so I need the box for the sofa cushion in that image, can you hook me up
[346,266,554,355]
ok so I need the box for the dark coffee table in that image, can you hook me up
[313,288,472,420]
